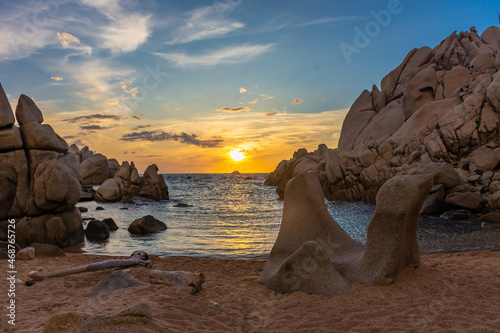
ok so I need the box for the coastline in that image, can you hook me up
[3,250,499,332]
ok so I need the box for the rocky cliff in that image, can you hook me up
[0,83,83,248]
[266,26,500,214]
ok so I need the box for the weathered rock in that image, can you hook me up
[128,215,167,235]
[266,27,500,213]
[480,210,500,223]
[29,243,65,257]
[43,303,152,333]
[445,191,487,211]
[149,270,205,292]
[0,85,84,249]
[258,171,432,295]
[95,178,121,202]
[0,82,15,127]
[88,270,146,297]
[138,164,169,200]
[16,247,35,260]
[85,220,110,241]
[80,153,109,185]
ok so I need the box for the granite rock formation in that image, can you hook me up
[94,162,169,203]
[265,26,500,214]
[0,83,83,248]
[258,171,433,295]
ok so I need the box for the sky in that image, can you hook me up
[0,0,499,173]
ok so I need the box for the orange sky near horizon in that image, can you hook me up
[37,103,349,174]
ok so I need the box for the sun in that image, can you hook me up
[229,149,246,162]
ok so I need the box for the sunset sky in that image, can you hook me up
[0,0,499,173]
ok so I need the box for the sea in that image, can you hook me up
[79,173,500,259]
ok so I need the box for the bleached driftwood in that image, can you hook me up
[29,251,152,281]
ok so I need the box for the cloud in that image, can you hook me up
[239,87,247,93]
[80,124,116,130]
[265,112,278,117]
[51,77,63,81]
[167,2,244,45]
[260,94,275,99]
[248,99,258,104]
[81,0,152,53]
[299,16,364,27]
[57,32,80,48]
[292,98,304,105]
[131,125,152,130]
[120,130,224,148]
[63,114,123,123]
[154,43,274,67]
[216,106,252,112]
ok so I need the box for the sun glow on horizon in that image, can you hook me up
[229,148,247,162]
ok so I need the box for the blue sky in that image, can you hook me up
[0,0,499,172]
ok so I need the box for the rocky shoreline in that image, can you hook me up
[266,26,500,222]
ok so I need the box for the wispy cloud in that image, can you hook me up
[80,124,117,130]
[248,99,258,104]
[216,106,253,112]
[292,98,304,105]
[260,94,275,99]
[51,76,63,81]
[120,130,224,148]
[154,43,274,67]
[81,0,152,53]
[63,114,123,123]
[299,16,364,27]
[167,2,244,45]
[239,87,247,93]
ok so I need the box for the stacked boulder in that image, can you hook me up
[69,145,120,185]
[266,26,500,213]
[94,162,169,203]
[0,83,83,248]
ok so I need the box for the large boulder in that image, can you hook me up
[128,215,167,235]
[258,171,432,295]
[95,178,122,203]
[80,153,110,185]
[138,164,169,200]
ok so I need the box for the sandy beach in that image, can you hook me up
[2,250,499,332]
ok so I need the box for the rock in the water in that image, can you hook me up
[16,246,35,260]
[88,270,146,296]
[138,164,169,200]
[128,215,167,235]
[440,209,472,220]
[43,303,152,333]
[102,218,119,231]
[258,171,432,295]
[85,220,110,241]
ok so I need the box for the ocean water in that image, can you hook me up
[79,174,500,258]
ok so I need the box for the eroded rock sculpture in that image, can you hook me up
[258,171,433,295]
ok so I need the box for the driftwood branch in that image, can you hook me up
[29,251,152,281]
